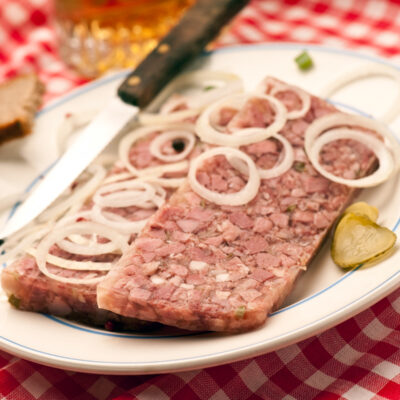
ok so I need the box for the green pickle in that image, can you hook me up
[331,207,396,269]
[343,201,379,222]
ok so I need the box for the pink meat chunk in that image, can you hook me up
[97,78,377,332]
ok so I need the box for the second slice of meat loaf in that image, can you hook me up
[97,79,378,332]
[1,127,200,331]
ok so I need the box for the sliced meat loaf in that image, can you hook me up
[97,79,378,332]
[1,128,199,331]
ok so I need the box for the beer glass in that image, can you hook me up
[54,0,193,77]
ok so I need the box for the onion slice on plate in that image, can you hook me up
[93,180,156,208]
[256,134,294,179]
[188,147,260,205]
[37,164,106,224]
[195,93,287,147]
[90,205,150,235]
[229,134,294,179]
[308,128,394,187]
[28,248,114,271]
[319,63,400,123]
[119,124,194,177]
[149,129,196,162]
[56,237,119,256]
[0,224,51,265]
[304,112,400,173]
[35,222,129,285]
[256,77,311,120]
[90,179,167,234]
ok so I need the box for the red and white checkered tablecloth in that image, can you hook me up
[1,0,400,399]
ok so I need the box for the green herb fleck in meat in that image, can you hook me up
[293,161,306,172]
[286,204,296,213]
[235,305,246,319]
[8,294,21,309]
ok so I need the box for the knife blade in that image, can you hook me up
[1,0,249,240]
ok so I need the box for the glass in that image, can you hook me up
[54,0,194,77]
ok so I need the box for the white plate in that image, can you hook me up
[1,43,400,375]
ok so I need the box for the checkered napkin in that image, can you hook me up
[1,0,400,399]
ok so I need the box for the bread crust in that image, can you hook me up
[0,74,45,145]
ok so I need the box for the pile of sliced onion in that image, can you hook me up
[188,147,260,206]
[119,124,195,177]
[34,222,129,285]
[319,63,400,123]
[0,223,52,265]
[305,113,399,187]
[195,93,287,147]
[256,77,311,120]
[38,163,106,224]
[139,70,243,125]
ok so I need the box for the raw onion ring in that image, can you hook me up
[37,164,106,224]
[91,179,166,234]
[270,84,311,120]
[308,128,394,187]
[256,134,294,179]
[93,180,156,208]
[0,224,51,265]
[91,205,150,234]
[195,93,287,147]
[320,63,400,123]
[56,237,119,256]
[35,222,129,285]
[28,248,114,271]
[119,124,194,177]
[188,147,260,205]
[304,112,400,173]
[149,129,195,162]
[228,134,294,179]
[256,77,311,120]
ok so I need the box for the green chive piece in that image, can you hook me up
[293,161,306,172]
[295,51,313,71]
[235,305,246,319]
[286,204,296,213]
[204,85,216,91]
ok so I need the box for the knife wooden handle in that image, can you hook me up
[118,0,250,108]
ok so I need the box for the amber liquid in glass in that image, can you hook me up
[55,0,193,77]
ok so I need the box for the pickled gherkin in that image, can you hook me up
[331,210,396,269]
[343,201,379,222]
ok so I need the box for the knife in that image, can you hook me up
[0,0,249,240]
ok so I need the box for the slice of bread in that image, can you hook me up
[0,74,45,146]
